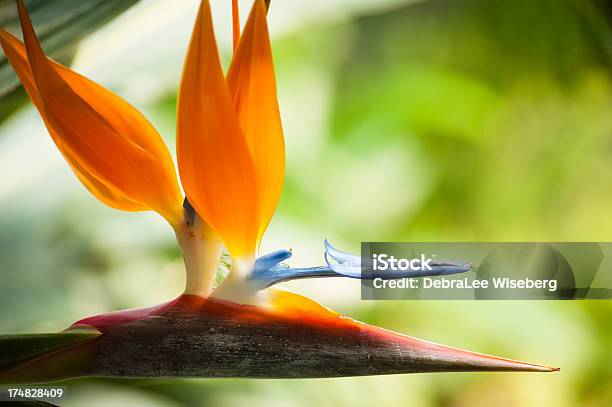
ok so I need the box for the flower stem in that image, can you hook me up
[174,199,223,297]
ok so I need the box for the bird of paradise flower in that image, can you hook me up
[0,0,557,382]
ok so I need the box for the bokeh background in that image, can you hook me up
[1,0,611,405]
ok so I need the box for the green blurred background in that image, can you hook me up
[1,0,611,405]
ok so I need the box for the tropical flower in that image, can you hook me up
[0,0,557,381]
[1,0,281,302]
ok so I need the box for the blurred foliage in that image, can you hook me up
[328,0,612,242]
[0,0,611,406]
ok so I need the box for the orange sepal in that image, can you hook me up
[0,2,183,223]
[177,0,259,258]
[227,0,285,244]
[232,0,240,51]
[267,289,339,319]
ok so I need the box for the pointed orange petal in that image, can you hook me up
[177,0,259,258]
[0,29,145,212]
[1,2,183,223]
[227,0,285,244]
[232,0,240,52]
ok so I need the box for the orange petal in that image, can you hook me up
[0,1,183,223]
[177,0,259,258]
[227,0,285,244]
[0,30,147,212]
[267,289,339,318]
[232,0,240,52]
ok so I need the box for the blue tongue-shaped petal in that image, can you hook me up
[254,249,292,272]
[248,241,473,289]
[324,239,361,264]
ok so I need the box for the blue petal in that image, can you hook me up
[324,252,362,278]
[254,249,292,273]
[247,244,473,290]
[324,239,361,265]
